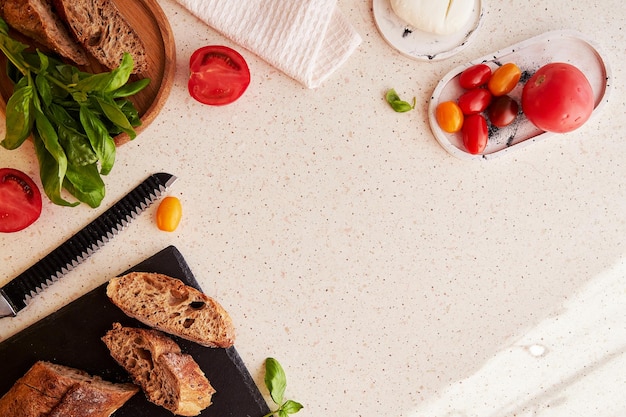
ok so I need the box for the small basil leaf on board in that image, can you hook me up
[112,78,150,98]
[2,83,34,149]
[96,96,136,139]
[265,358,287,405]
[385,88,416,113]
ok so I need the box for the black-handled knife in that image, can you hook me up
[0,172,177,318]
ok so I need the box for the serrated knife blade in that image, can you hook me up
[0,172,177,318]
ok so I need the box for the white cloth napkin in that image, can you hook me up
[175,0,362,88]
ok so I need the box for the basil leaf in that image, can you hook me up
[281,400,303,414]
[1,83,34,149]
[79,105,116,175]
[32,132,78,207]
[64,162,105,208]
[34,105,68,189]
[265,358,287,405]
[278,411,289,417]
[385,88,415,113]
[75,53,133,93]
[112,78,150,98]
[96,96,136,139]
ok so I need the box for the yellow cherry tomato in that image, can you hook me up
[488,62,522,96]
[156,196,182,232]
[436,101,464,133]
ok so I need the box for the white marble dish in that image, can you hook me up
[372,0,483,61]
[428,30,612,160]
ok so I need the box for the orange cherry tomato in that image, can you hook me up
[487,63,522,96]
[435,101,464,133]
[156,196,182,232]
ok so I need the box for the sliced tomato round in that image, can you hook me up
[188,45,251,106]
[0,168,43,233]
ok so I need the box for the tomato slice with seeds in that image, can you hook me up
[0,168,43,233]
[188,45,251,106]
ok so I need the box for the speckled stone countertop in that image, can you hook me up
[1,0,625,416]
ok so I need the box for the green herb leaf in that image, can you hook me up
[265,358,287,405]
[385,88,416,113]
[281,400,304,414]
[1,83,34,149]
[79,105,116,176]
[262,358,302,417]
[96,96,136,139]
[112,78,150,98]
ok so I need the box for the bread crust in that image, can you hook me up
[51,0,148,73]
[102,323,215,416]
[1,0,89,65]
[0,361,138,417]
[106,272,236,348]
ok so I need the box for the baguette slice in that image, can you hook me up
[51,0,148,73]
[0,361,138,417]
[106,272,236,348]
[1,0,89,65]
[102,323,215,416]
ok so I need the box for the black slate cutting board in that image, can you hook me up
[0,245,270,417]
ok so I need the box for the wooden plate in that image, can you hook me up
[0,0,176,146]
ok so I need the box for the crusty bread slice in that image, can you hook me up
[0,360,138,417]
[51,0,148,73]
[1,0,89,65]
[102,323,215,416]
[106,272,236,348]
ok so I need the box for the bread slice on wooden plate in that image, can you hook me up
[106,272,236,348]
[0,360,138,417]
[102,323,215,416]
[51,0,149,73]
[1,0,89,65]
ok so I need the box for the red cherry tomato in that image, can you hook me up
[188,45,251,106]
[459,64,492,89]
[435,101,464,133]
[462,114,488,155]
[0,168,42,233]
[458,88,492,115]
[487,95,519,128]
[488,63,521,96]
[521,62,594,133]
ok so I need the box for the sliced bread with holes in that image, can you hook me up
[1,0,89,65]
[106,272,235,348]
[0,361,138,417]
[102,323,215,416]
[51,0,148,73]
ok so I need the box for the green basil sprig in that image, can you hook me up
[263,358,303,417]
[0,17,149,207]
[385,88,416,113]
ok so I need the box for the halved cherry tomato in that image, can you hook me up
[487,63,521,96]
[435,101,464,133]
[156,196,182,232]
[459,64,492,89]
[188,45,251,106]
[0,168,42,233]
[462,114,488,155]
[458,88,492,115]
[488,95,519,128]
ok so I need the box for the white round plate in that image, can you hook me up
[428,30,612,160]
[373,0,483,61]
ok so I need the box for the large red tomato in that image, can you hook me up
[0,168,42,233]
[521,63,594,133]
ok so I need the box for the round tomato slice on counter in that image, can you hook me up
[188,45,251,106]
[0,168,43,233]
